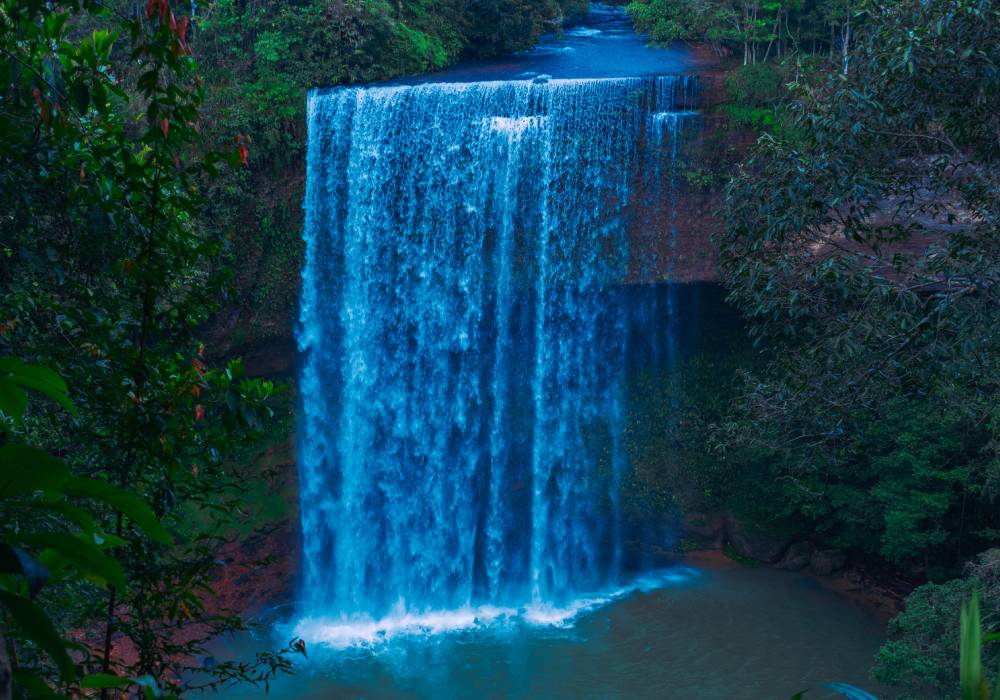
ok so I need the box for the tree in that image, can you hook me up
[0,359,175,698]
[1,0,301,695]
[716,0,1000,568]
[627,0,863,66]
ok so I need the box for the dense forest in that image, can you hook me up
[630,0,999,695]
[1,0,998,698]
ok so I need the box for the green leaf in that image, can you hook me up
[0,358,76,415]
[961,592,984,700]
[14,532,125,591]
[0,444,70,498]
[0,590,75,681]
[0,358,66,391]
[0,542,49,597]
[12,668,62,698]
[92,80,107,114]
[63,477,172,545]
[22,499,98,538]
[5,375,77,415]
[81,673,132,689]
[0,377,27,421]
[71,80,90,113]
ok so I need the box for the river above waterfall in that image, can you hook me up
[386,3,707,85]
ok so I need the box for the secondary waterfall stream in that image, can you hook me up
[296,75,700,638]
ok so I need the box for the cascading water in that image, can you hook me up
[296,74,699,642]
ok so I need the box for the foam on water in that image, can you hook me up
[291,567,702,650]
[566,26,602,37]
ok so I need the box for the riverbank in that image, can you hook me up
[682,550,908,620]
[207,433,907,632]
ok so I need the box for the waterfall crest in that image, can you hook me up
[297,75,699,627]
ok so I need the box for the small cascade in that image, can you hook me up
[297,74,700,631]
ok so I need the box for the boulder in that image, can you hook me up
[775,541,813,571]
[810,548,848,576]
[726,517,791,563]
[679,512,727,549]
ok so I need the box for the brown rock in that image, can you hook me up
[680,512,727,549]
[775,541,814,571]
[810,549,848,576]
[727,517,791,563]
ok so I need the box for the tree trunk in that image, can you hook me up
[0,633,11,700]
[842,14,851,75]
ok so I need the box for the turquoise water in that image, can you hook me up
[215,560,885,699]
[396,3,702,84]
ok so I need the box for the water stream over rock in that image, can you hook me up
[298,71,700,634]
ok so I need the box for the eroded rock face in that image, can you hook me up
[727,517,791,563]
[680,512,728,549]
[810,549,848,576]
[775,541,814,571]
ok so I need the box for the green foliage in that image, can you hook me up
[724,104,779,130]
[0,361,181,696]
[874,577,976,696]
[627,0,860,65]
[0,0,303,695]
[960,593,990,700]
[715,0,1000,573]
[874,551,1000,699]
[725,62,786,106]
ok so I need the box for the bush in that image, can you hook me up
[873,550,1000,699]
[724,63,787,108]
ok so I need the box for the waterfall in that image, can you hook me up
[297,75,699,632]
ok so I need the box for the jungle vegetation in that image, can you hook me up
[1,0,998,697]
[621,0,999,696]
[708,0,998,696]
[0,1,584,697]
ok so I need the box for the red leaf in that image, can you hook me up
[194,404,205,421]
[161,117,169,138]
